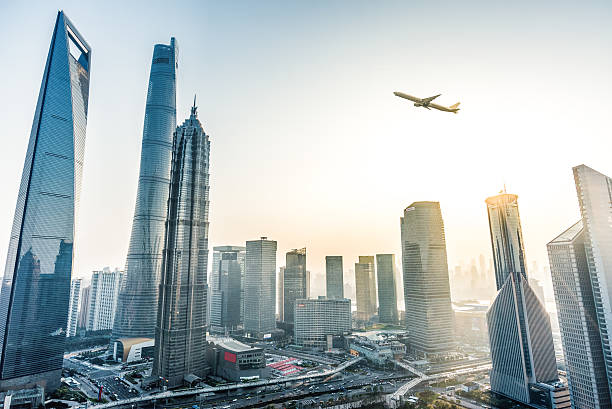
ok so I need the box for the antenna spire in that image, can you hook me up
[191,94,197,117]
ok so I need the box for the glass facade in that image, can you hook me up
[0,11,90,391]
[376,254,398,324]
[325,256,343,299]
[244,238,277,337]
[548,221,611,408]
[485,193,558,404]
[283,248,307,324]
[354,256,377,321]
[210,246,245,333]
[400,202,455,356]
[153,105,210,388]
[113,38,178,341]
[573,164,612,398]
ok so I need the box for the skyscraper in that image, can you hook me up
[78,286,90,330]
[66,279,82,337]
[153,103,210,388]
[376,254,398,324]
[283,248,307,325]
[278,267,285,322]
[210,246,245,334]
[573,164,612,396]
[244,238,277,338]
[355,256,377,321]
[113,38,178,341]
[548,220,611,408]
[87,268,124,332]
[400,202,454,356]
[325,256,344,299]
[0,11,90,392]
[485,193,561,405]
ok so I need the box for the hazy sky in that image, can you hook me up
[1,1,611,300]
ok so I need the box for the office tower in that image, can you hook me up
[78,286,90,329]
[244,238,277,337]
[573,164,612,395]
[485,193,562,405]
[283,248,307,324]
[278,267,285,321]
[87,268,124,332]
[66,279,82,337]
[528,277,545,304]
[400,202,454,356]
[294,297,351,349]
[355,256,377,321]
[210,246,245,333]
[306,270,311,298]
[376,254,399,324]
[113,38,178,341]
[153,103,210,388]
[548,221,611,408]
[326,256,344,299]
[0,11,90,392]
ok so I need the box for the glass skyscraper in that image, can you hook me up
[325,256,344,299]
[376,254,398,324]
[153,103,210,388]
[244,238,277,338]
[0,11,90,392]
[283,248,307,325]
[209,246,245,333]
[548,220,611,408]
[485,193,561,405]
[354,256,377,322]
[400,202,454,356]
[573,164,612,398]
[113,38,178,341]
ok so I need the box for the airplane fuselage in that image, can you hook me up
[394,91,460,113]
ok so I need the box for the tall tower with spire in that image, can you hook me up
[153,101,210,387]
[113,38,178,343]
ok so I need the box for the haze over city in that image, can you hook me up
[1,1,611,301]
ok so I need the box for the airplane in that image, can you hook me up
[393,91,460,113]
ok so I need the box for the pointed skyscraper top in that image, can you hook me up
[191,94,198,117]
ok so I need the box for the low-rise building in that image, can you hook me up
[0,386,44,409]
[347,335,406,365]
[113,338,155,362]
[294,297,351,350]
[206,337,267,381]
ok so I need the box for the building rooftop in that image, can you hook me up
[209,336,260,353]
[548,220,583,244]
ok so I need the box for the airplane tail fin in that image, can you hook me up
[449,102,460,109]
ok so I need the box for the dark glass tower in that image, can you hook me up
[153,103,210,388]
[0,11,90,392]
[325,256,343,299]
[485,193,559,405]
[283,248,307,325]
[113,38,178,341]
[376,254,398,324]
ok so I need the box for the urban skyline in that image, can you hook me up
[2,2,610,297]
[1,3,612,408]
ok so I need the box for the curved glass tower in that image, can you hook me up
[0,11,90,391]
[113,38,178,341]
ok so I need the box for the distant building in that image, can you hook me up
[244,238,277,338]
[206,337,267,381]
[400,202,455,356]
[529,277,546,304]
[485,192,562,406]
[66,279,82,337]
[77,285,90,330]
[87,268,124,331]
[153,103,210,388]
[210,246,245,334]
[548,220,611,408]
[453,302,488,347]
[325,256,344,299]
[278,267,285,322]
[294,297,351,349]
[355,256,377,321]
[283,248,307,325]
[573,164,612,396]
[376,254,398,324]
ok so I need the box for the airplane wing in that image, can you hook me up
[393,92,420,103]
[421,94,441,104]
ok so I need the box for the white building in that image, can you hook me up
[87,268,124,331]
[294,297,351,349]
[66,279,82,337]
